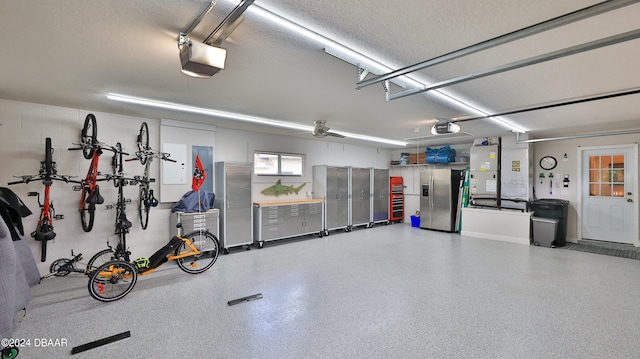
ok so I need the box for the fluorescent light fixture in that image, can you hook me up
[105,93,408,146]
[179,41,227,78]
[233,0,527,134]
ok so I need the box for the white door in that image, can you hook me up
[581,145,637,244]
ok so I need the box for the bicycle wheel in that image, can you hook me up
[45,137,53,175]
[81,114,97,159]
[2,346,18,359]
[138,185,150,230]
[137,122,149,165]
[80,187,95,232]
[49,258,73,277]
[88,260,137,302]
[111,142,123,186]
[86,248,124,272]
[176,231,220,274]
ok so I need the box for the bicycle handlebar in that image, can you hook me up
[125,149,175,162]
[68,141,129,155]
[8,174,77,185]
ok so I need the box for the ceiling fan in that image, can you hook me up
[312,120,345,138]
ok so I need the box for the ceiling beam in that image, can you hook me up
[356,0,640,90]
[452,87,640,123]
[388,28,640,100]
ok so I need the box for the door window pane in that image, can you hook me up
[588,154,625,198]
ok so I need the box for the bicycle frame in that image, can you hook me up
[138,235,201,276]
[8,137,70,262]
[73,147,106,232]
[81,147,102,203]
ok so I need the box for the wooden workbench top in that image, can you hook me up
[253,199,324,206]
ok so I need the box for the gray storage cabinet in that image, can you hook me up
[313,165,350,233]
[350,167,371,228]
[215,162,253,252]
[170,209,219,238]
[253,201,323,247]
[372,168,390,224]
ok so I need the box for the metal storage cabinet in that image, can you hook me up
[170,209,219,238]
[372,168,390,224]
[389,176,404,222]
[253,201,323,247]
[305,202,323,233]
[350,167,371,228]
[215,162,253,253]
[313,165,349,234]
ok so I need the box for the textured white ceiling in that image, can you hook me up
[1,0,639,148]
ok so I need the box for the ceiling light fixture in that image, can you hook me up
[230,0,526,134]
[105,93,408,147]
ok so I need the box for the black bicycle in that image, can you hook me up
[126,122,175,229]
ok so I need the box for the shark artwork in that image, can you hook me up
[261,179,306,197]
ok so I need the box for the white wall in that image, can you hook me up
[531,133,640,243]
[0,99,392,273]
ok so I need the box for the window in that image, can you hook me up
[254,152,304,176]
[589,154,625,197]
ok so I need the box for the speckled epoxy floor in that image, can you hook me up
[12,224,640,358]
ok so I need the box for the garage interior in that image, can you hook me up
[1,0,640,357]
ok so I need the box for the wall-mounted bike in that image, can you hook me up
[125,122,175,229]
[8,138,74,262]
[68,114,122,232]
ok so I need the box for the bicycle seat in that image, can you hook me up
[148,189,159,207]
[117,213,132,229]
[32,224,56,241]
[89,186,105,204]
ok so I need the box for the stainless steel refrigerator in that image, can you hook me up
[420,168,463,232]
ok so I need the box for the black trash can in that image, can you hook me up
[530,199,569,247]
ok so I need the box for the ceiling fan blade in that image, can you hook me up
[327,132,345,138]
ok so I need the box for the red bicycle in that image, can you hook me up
[8,137,73,262]
[68,114,122,232]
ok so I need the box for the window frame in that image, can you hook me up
[254,151,305,177]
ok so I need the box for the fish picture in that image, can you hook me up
[261,179,306,196]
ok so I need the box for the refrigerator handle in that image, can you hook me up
[430,176,434,209]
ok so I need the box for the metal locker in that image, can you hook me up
[372,168,390,224]
[350,167,371,228]
[215,161,253,252]
[313,165,349,233]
